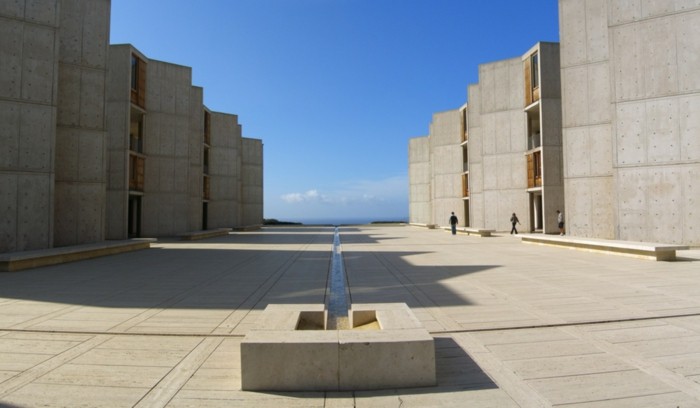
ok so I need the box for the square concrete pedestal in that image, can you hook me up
[240,303,436,391]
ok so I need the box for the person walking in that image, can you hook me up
[510,213,520,234]
[449,212,458,235]
[557,210,565,235]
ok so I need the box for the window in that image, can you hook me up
[531,52,539,89]
[130,54,147,108]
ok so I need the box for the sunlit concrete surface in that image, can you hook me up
[1,225,700,407]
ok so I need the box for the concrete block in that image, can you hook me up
[338,329,435,390]
[18,173,51,250]
[241,303,435,391]
[641,0,675,17]
[587,62,612,124]
[646,168,683,244]
[0,1,23,18]
[481,113,496,155]
[493,61,511,112]
[682,166,700,244]
[22,24,57,103]
[679,95,700,160]
[0,18,24,98]
[0,174,18,252]
[19,103,53,172]
[0,101,20,168]
[562,66,588,127]
[585,0,610,63]
[495,111,511,153]
[57,64,81,126]
[77,184,105,244]
[615,101,646,166]
[57,0,82,65]
[609,0,642,25]
[677,12,700,92]
[646,98,680,164]
[25,0,59,25]
[55,128,79,181]
[641,18,678,98]
[589,124,613,176]
[241,330,339,391]
[611,24,644,102]
[81,0,109,69]
[564,127,590,178]
[479,64,495,113]
[510,109,527,151]
[559,0,587,67]
[80,68,106,129]
[78,130,105,182]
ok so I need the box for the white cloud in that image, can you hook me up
[281,189,322,203]
[279,175,408,207]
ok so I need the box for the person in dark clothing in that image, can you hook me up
[449,212,458,235]
[510,213,520,234]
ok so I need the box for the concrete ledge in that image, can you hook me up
[232,224,262,232]
[521,234,689,261]
[0,239,155,272]
[410,223,438,229]
[441,226,495,237]
[241,303,436,391]
[178,228,231,241]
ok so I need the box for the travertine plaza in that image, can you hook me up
[410,0,700,247]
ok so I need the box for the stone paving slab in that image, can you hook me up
[0,226,698,406]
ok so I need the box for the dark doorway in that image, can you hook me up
[128,195,142,238]
[202,202,208,230]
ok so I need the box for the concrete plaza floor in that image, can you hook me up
[1,225,700,407]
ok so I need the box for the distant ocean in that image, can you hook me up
[288,217,407,226]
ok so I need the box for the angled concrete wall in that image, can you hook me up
[53,0,110,247]
[468,57,529,232]
[429,109,465,228]
[208,112,241,229]
[560,0,700,245]
[241,137,264,227]
[0,1,59,252]
[188,87,204,231]
[140,60,194,237]
[408,136,431,225]
[105,44,132,240]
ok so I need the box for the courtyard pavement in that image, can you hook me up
[1,225,700,407]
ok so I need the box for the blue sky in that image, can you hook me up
[110,0,560,223]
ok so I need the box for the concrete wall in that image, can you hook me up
[560,0,700,245]
[188,88,204,231]
[429,109,465,227]
[468,57,530,232]
[241,137,264,227]
[105,44,132,239]
[208,112,241,229]
[536,42,565,234]
[408,136,432,225]
[141,60,193,237]
[0,1,60,252]
[53,0,110,247]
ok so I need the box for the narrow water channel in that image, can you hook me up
[326,227,350,330]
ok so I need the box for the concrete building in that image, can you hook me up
[1,0,111,253]
[1,1,263,254]
[410,43,563,233]
[106,44,264,239]
[559,0,700,246]
[408,109,466,228]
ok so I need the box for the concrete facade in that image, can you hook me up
[468,57,530,232]
[106,45,264,239]
[1,0,110,253]
[2,2,263,254]
[408,137,432,225]
[560,0,700,245]
[408,110,465,228]
[410,43,563,234]
[240,137,264,228]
